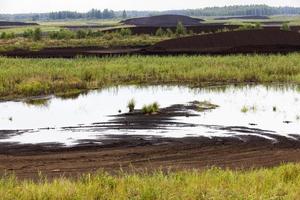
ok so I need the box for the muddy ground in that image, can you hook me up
[1,135,300,179]
[0,46,143,58]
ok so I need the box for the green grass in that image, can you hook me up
[0,25,61,34]
[142,102,159,114]
[127,98,136,112]
[0,19,121,34]
[204,15,300,26]
[37,19,121,26]
[2,163,300,199]
[0,53,300,99]
[0,34,170,52]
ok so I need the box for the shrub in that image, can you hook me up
[142,102,159,114]
[127,99,136,112]
[166,28,173,37]
[0,32,16,40]
[119,28,132,37]
[93,31,104,37]
[49,29,75,40]
[152,102,159,111]
[254,22,262,29]
[103,33,114,40]
[85,30,104,38]
[175,21,187,36]
[241,106,249,113]
[87,29,93,37]
[155,28,165,37]
[76,30,87,39]
[23,29,34,38]
[33,28,42,41]
[7,32,16,39]
[281,22,291,31]
[0,32,7,39]
[188,29,194,35]
[238,23,255,30]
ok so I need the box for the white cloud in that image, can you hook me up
[0,0,300,14]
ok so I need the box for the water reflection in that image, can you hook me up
[0,84,299,146]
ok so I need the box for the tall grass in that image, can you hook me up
[2,164,300,199]
[0,54,300,98]
[0,34,170,52]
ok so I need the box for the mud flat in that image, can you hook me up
[1,134,300,179]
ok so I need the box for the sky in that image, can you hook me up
[1,0,300,14]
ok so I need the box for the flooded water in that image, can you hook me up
[0,84,300,146]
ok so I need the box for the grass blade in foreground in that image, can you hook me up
[1,164,300,199]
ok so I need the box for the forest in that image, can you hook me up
[1,5,300,21]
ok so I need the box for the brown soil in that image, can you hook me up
[122,14,204,27]
[146,29,300,54]
[214,16,270,20]
[1,135,300,179]
[0,46,143,58]
[0,21,38,26]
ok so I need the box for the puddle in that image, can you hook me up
[0,84,300,146]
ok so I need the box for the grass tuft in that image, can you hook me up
[127,98,136,112]
[142,102,159,114]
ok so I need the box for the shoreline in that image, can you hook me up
[1,134,300,179]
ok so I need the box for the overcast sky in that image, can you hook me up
[1,0,300,14]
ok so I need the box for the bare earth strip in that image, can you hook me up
[1,135,300,179]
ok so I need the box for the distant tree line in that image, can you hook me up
[48,9,115,20]
[169,5,300,16]
[1,5,300,21]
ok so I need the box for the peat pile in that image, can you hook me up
[215,16,270,20]
[145,29,300,54]
[0,21,38,26]
[122,14,204,27]
[0,46,143,58]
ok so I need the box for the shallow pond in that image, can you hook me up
[0,84,300,146]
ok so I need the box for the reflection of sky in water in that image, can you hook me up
[0,84,300,146]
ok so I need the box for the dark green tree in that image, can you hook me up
[33,28,42,41]
[122,10,127,19]
[175,22,187,36]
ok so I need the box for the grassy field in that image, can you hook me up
[0,34,169,52]
[0,19,121,33]
[0,53,300,99]
[1,163,300,199]
[203,15,300,25]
